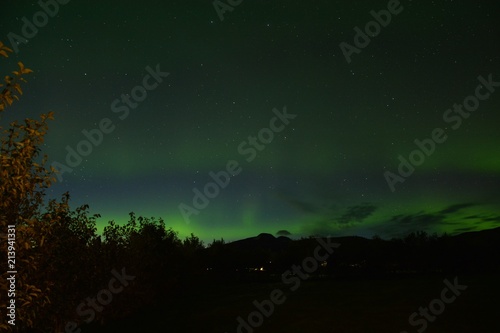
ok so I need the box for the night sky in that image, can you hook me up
[1,0,499,243]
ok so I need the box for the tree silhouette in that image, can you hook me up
[0,42,103,332]
[0,42,55,332]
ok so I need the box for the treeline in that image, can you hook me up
[195,230,500,280]
[5,194,500,332]
[0,194,197,331]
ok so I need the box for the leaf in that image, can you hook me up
[18,62,33,74]
[13,84,23,95]
[0,42,13,53]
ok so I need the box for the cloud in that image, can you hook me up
[276,191,323,215]
[296,198,497,239]
[376,202,490,238]
[389,202,479,230]
[439,203,476,214]
[337,203,377,224]
[277,190,344,216]
[389,212,443,228]
[297,202,378,237]
[455,227,477,232]
[276,230,291,236]
[375,213,444,239]
[481,215,500,223]
[286,199,320,214]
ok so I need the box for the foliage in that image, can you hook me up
[0,42,56,332]
[0,42,101,332]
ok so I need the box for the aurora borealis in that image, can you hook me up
[1,0,499,243]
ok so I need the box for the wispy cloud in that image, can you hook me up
[439,203,476,214]
[337,203,377,224]
[276,230,291,236]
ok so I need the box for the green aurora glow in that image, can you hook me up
[1,1,499,244]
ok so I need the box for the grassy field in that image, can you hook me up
[83,274,499,333]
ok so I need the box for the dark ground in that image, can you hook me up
[82,273,499,333]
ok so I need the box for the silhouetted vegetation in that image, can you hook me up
[7,202,500,332]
